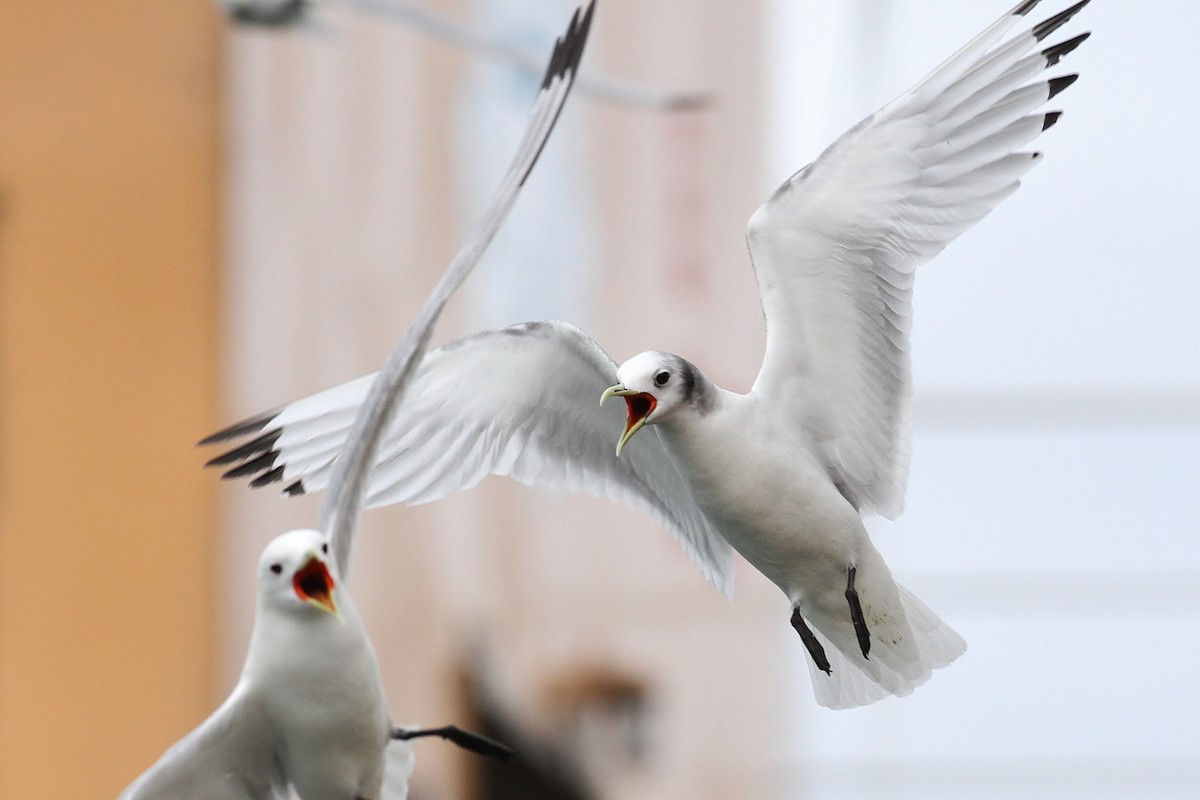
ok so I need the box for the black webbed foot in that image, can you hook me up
[790,608,832,675]
[392,724,515,761]
[845,566,871,659]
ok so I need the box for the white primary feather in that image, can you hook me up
[748,0,1089,519]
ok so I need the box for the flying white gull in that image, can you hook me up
[204,0,1092,709]
[217,0,707,111]
[121,6,592,798]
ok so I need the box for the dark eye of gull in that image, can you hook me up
[654,370,670,387]
[321,543,328,554]
[269,563,283,575]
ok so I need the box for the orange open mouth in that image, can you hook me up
[293,556,337,615]
[623,392,656,432]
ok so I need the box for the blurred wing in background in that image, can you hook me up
[220,0,308,26]
[220,0,707,110]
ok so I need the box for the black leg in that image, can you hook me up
[392,724,515,761]
[790,608,832,675]
[845,567,871,659]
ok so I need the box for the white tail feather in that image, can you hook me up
[807,584,966,710]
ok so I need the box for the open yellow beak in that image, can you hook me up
[600,384,657,457]
[292,552,343,623]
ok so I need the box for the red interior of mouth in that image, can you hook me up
[293,557,335,606]
[624,393,656,429]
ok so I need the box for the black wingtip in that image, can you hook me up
[228,0,308,27]
[1033,0,1092,42]
[1043,31,1091,67]
[1042,110,1063,131]
[284,480,307,497]
[1013,0,1043,17]
[519,2,595,187]
[198,411,276,446]
[1047,73,1080,100]
[249,464,286,488]
[538,1,595,92]
[220,450,279,480]
[204,429,282,468]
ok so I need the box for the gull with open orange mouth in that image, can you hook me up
[599,383,656,457]
[291,547,341,621]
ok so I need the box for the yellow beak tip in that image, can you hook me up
[599,384,622,406]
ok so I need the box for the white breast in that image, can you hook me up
[250,604,392,799]
[654,392,866,599]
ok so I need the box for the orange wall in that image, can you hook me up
[0,2,220,795]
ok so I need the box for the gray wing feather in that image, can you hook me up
[748,0,1089,517]
[207,321,735,596]
[119,687,288,800]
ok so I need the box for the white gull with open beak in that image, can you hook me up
[119,529,411,800]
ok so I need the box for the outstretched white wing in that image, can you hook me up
[119,687,289,800]
[204,321,736,596]
[748,0,1090,518]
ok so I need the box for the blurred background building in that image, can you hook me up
[1,1,1197,798]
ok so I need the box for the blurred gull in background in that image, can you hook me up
[218,0,708,110]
